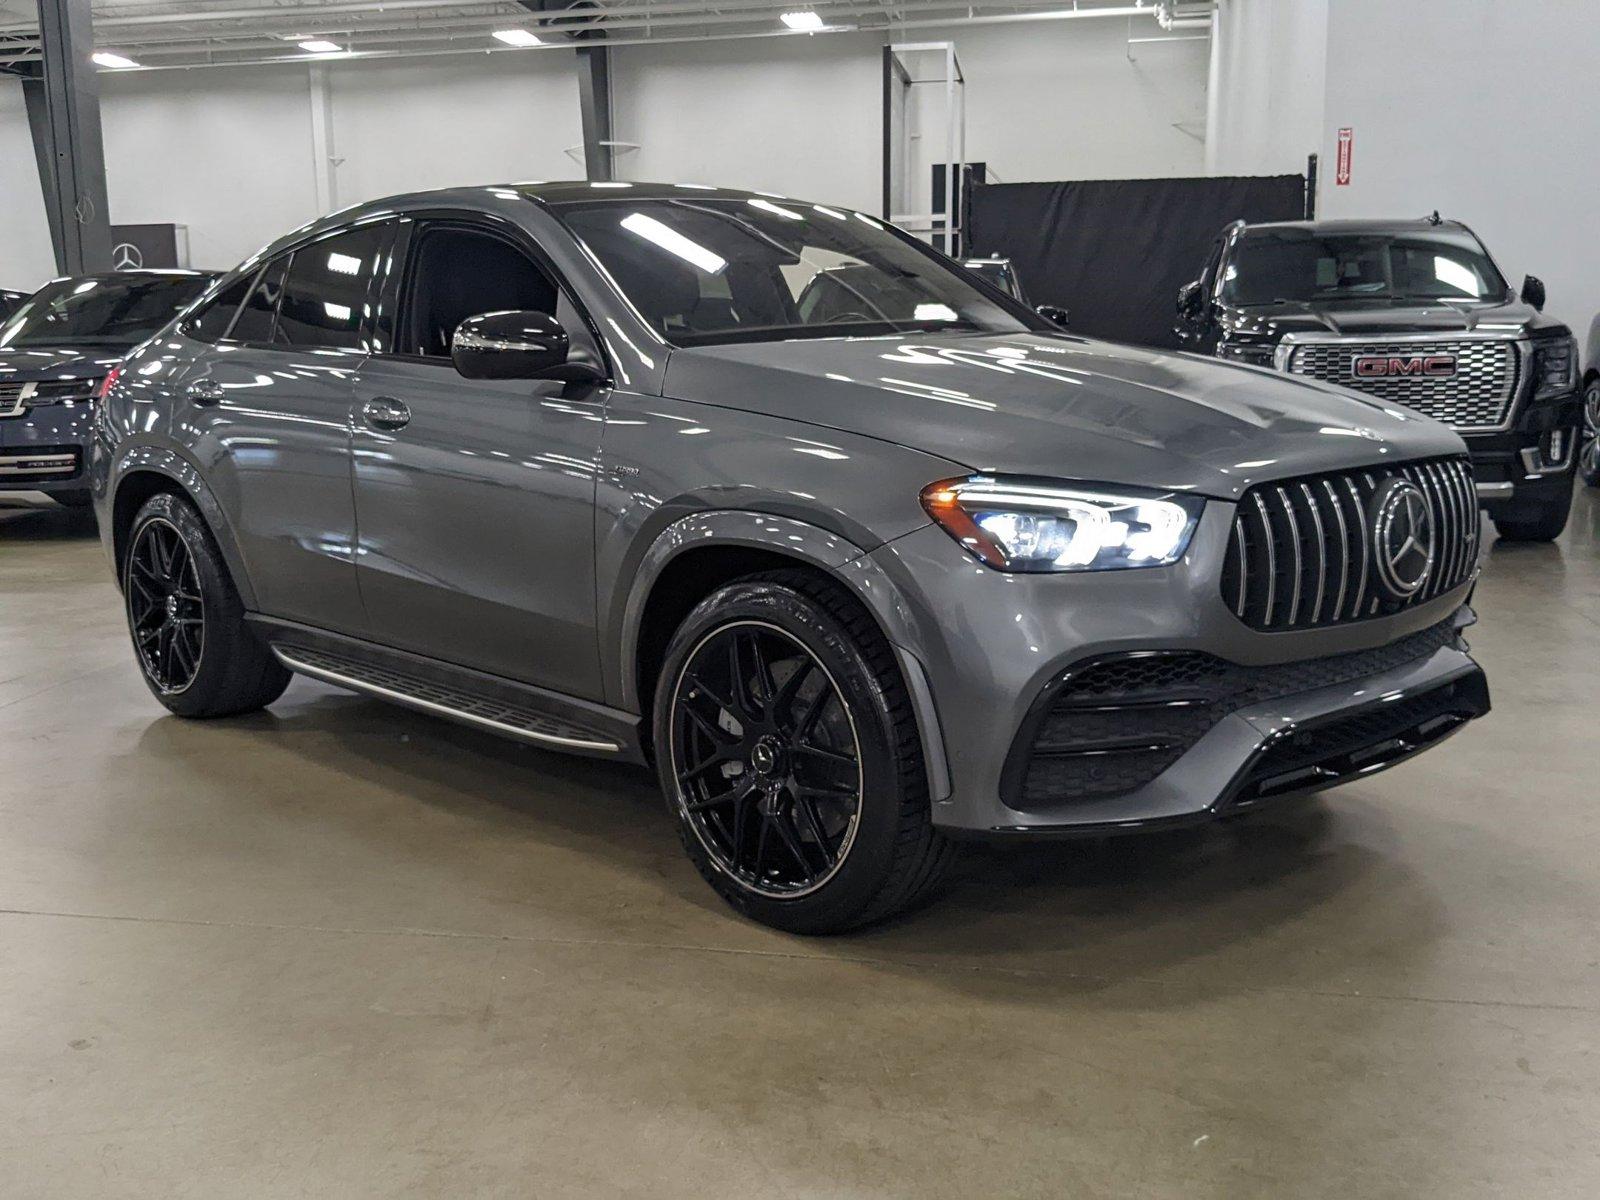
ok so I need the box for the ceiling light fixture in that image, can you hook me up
[780,11,826,31]
[298,39,344,54]
[91,51,139,68]
[492,29,543,47]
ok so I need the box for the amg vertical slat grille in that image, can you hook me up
[1286,339,1518,430]
[1221,456,1478,631]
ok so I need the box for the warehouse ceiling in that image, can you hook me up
[0,0,1211,71]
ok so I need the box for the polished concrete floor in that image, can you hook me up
[1,488,1596,1199]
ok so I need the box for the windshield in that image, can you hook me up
[556,197,1038,346]
[0,275,210,350]
[1220,229,1508,306]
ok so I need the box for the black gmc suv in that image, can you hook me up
[1177,218,1580,541]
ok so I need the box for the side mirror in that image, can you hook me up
[1177,280,1203,317]
[1522,274,1546,312]
[451,310,605,383]
[1036,305,1070,328]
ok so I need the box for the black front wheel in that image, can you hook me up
[124,492,291,717]
[1580,376,1600,487]
[653,572,953,933]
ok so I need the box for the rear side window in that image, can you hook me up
[230,257,289,344]
[274,224,388,350]
[185,270,258,342]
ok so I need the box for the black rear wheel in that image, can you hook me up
[653,571,954,933]
[124,492,291,717]
[1580,376,1599,487]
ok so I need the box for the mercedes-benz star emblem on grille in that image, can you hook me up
[1352,354,1456,378]
[1370,478,1436,601]
[112,242,144,271]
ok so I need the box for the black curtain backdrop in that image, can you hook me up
[967,175,1307,348]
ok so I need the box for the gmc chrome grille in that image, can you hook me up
[1286,339,1518,430]
[1221,456,1478,631]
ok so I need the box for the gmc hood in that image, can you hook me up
[664,331,1466,500]
[1219,295,1564,341]
[0,345,123,384]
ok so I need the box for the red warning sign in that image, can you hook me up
[1336,127,1353,186]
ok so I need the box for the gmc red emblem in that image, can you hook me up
[1351,354,1456,378]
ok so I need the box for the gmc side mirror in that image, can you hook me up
[1522,274,1546,312]
[1177,280,1203,317]
[452,310,606,384]
[1036,305,1070,328]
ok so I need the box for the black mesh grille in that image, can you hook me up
[1286,339,1517,430]
[1010,617,1459,806]
[1221,456,1478,632]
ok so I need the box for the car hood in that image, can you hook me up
[0,344,124,384]
[663,331,1466,500]
[1220,295,1562,340]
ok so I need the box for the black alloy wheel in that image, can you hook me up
[126,517,206,694]
[669,620,863,898]
[1581,376,1600,487]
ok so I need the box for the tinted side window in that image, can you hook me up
[230,257,290,344]
[185,270,258,342]
[275,224,388,350]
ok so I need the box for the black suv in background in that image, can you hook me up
[1,270,214,506]
[1177,218,1580,541]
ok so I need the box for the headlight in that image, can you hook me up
[1531,334,1577,400]
[920,476,1204,572]
[1216,341,1275,367]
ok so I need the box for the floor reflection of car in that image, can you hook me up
[0,288,30,321]
[1,269,214,507]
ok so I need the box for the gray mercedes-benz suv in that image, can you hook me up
[91,183,1490,932]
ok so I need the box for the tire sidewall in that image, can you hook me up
[652,579,912,933]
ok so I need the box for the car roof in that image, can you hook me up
[1238,218,1471,236]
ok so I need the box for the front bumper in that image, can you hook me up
[861,507,1488,837]
[1463,397,1579,513]
[0,401,94,494]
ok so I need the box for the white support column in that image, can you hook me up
[308,64,339,215]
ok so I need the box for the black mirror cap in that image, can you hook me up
[1176,280,1203,315]
[452,310,591,381]
[1522,274,1546,312]
[1037,305,1070,328]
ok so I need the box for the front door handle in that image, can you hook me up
[185,380,224,405]
[362,396,411,431]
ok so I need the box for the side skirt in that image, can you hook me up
[248,615,646,763]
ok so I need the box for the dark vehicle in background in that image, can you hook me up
[1,270,214,506]
[961,256,1028,302]
[1581,318,1600,488]
[1177,218,1581,541]
[93,184,1488,932]
[0,288,30,321]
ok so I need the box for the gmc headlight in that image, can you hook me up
[1216,341,1275,367]
[921,476,1203,572]
[1531,334,1577,400]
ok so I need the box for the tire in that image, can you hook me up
[52,490,93,508]
[123,491,291,718]
[652,570,954,934]
[1581,375,1600,488]
[1492,492,1572,542]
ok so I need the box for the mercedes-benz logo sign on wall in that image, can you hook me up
[112,242,144,271]
[1369,478,1436,600]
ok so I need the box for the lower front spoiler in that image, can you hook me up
[964,651,1490,841]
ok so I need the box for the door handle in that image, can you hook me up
[362,396,411,431]
[185,380,224,405]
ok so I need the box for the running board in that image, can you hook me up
[272,644,624,754]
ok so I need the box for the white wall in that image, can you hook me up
[1319,0,1600,342]
[1205,0,1328,177]
[0,78,63,289]
[1,18,1208,287]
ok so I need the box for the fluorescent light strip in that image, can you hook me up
[620,212,727,275]
[492,29,543,47]
[781,11,826,32]
[91,51,139,68]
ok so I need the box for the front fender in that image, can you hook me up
[610,510,951,801]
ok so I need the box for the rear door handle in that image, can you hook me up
[362,396,411,431]
[185,380,224,405]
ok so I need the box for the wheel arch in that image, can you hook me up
[110,451,258,610]
[619,512,951,800]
